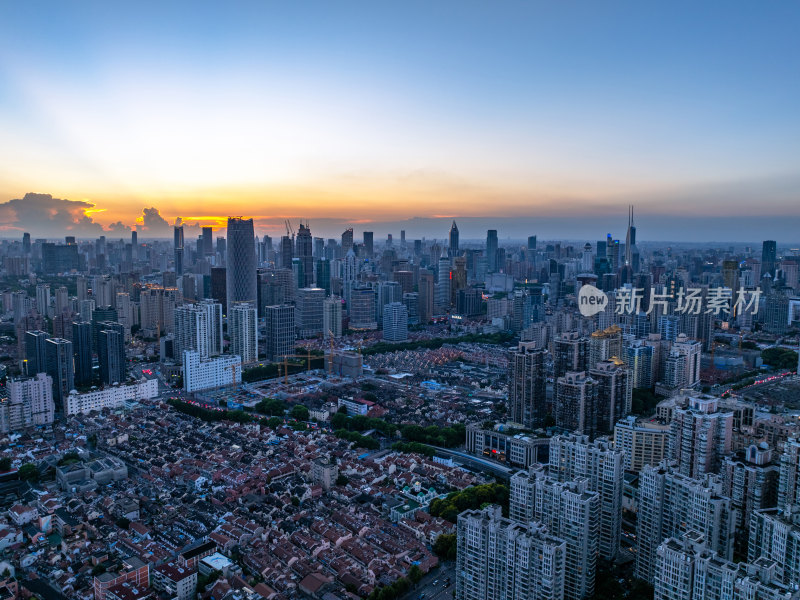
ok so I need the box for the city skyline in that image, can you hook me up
[1,2,799,241]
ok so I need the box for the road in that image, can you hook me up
[404,562,456,600]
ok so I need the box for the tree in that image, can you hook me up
[433,533,457,561]
[116,517,131,530]
[266,416,283,429]
[330,412,349,430]
[0,457,11,472]
[18,463,39,481]
[762,347,799,370]
[336,474,349,486]
[290,404,309,421]
[408,564,423,584]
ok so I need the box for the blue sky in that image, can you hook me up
[0,1,798,240]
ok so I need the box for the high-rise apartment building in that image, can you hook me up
[72,321,93,387]
[549,434,625,559]
[323,297,343,339]
[456,505,566,600]
[98,322,126,385]
[555,371,599,438]
[636,462,736,582]
[508,342,547,429]
[25,329,49,375]
[669,396,734,478]
[229,302,258,364]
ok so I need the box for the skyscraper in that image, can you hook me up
[510,469,600,600]
[555,371,599,438]
[202,226,213,255]
[669,396,734,478]
[341,228,354,255]
[382,302,408,342]
[449,220,459,257]
[72,321,93,387]
[589,358,631,435]
[295,222,314,287]
[762,240,777,278]
[508,342,547,429]
[457,505,566,600]
[45,337,74,408]
[225,217,257,314]
[363,231,374,259]
[486,229,498,273]
[323,297,343,339]
[174,301,223,362]
[174,225,184,276]
[295,287,325,338]
[229,302,258,364]
[25,330,50,375]
[549,434,625,559]
[98,322,125,385]
[264,304,295,361]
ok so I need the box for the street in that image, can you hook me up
[404,562,456,600]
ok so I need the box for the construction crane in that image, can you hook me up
[226,361,241,388]
[285,220,295,239]
[279,350,314,384]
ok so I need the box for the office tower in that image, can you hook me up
[418,270,434,324]
[201,226,213,255]
[210,267,227,310]
[264,304,295,361]
[348,286,377,330]
[229,302,258,364]
[589,359,631,435]
[555,371,599,438]
[636,463,736,581]
[295,287,325,338]
[382,302,408,342]
[624,205,635,267]
[508,342,547,429]
[91,305,118,350]
[131,229,137,256]
[486,229,498,273]
[457,505,566,600]
[363,231,374,259]
[527,235,537,252]
[624,341,654,389]
[669,396,734,478]
[448,220,459,257]
[279,235,293,270]
[72,321,93,387]
[764,292,790,334]
[225,217,257,314]
[402,292,420,325]
[174,301,223,362]
[174,225,184,275]
[25,330,50,375]
[762,240,778,278]
[549,434,625,559]
[45,338,74,408]
[377,281,402,324]
[312,236,324,260]
[98,323,125,385]
[721,444,779,556]
[315,258,331,294]
[554,332,589,379]
[510,470,599,600]
[341,228,354,255]
[436,256,451,312]
[451,256,467,307]
[22,231,31,253]
[296,222,314,287]
[323,297,343,339]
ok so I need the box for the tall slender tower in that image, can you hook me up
[296,222,314,287]
[225,217,257,314]
[449,220,459,258]
[624,205,634,267]
[174,225,184,276]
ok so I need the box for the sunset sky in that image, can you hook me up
[1,1,799,240]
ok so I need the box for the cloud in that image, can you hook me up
[0,193,107,238]
[107,221,132,234]
[136,206,171,236]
